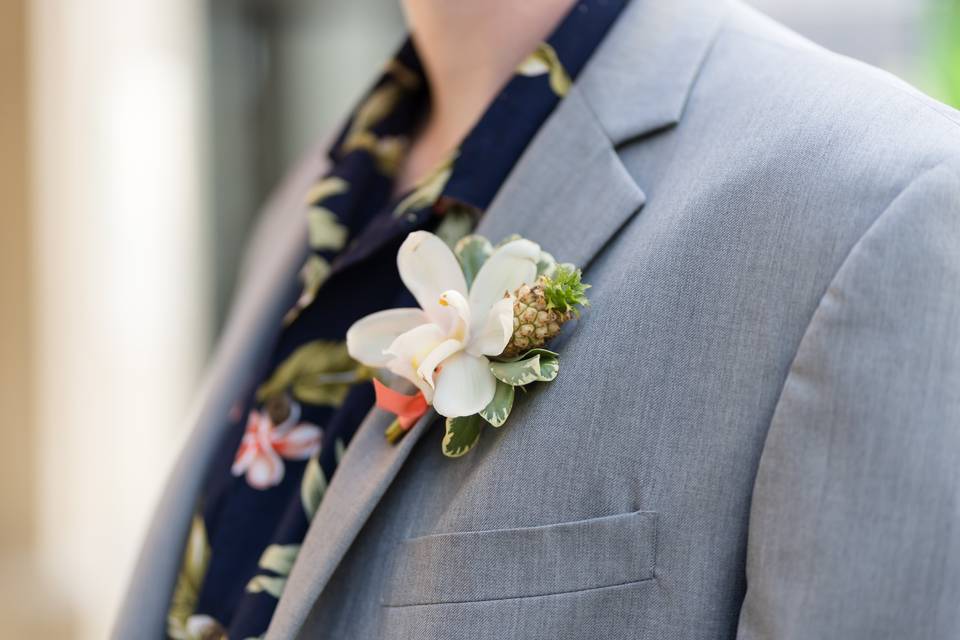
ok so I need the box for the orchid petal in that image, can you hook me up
[432,352,497,418]
[397,231,467,321]
[435,289,471,342]
[468,239,539,333]
[346,308,429,367]
[467,295,514,357]
[416,338,464,389]
[384,323,448,401]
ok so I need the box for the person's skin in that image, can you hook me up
[395,0,579,195]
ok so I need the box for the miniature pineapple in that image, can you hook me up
[501,265,589,358]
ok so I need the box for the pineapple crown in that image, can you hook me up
[541,265,590,315]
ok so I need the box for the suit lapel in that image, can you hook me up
[474,86,645,271]
[268,1,729,637]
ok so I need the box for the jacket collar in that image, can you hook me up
[580,0,728,147]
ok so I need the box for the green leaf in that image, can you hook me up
[304,176,348,205]
[300,254,332,298]
[536,250,557,278]
[257,341,359,407]
[257,544,300,575]
[300,455,327,520]
[496,233,522,247]
[490,354,543,386]
[393,154,455,217]
[497,347,559,363]
[454,235,493,288]
[537,353,559,382]
[307,206,348,251]
[334,438,347,464]
[442,414,483,457]
[479,381,514,427]
[490,350,560,386]
[516,43,571,96]
[166,514,211,639]
[541,265,590,315]
[434,204,476,250]
[283,255,332,324]
[246,575,287,598]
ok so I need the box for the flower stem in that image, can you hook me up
[384,419,406,445]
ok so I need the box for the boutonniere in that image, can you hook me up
[346,231,588,457]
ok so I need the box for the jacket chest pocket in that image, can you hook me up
[381,510,658,608]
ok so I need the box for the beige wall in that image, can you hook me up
[28,1,210,637]
[0,0,32,549]
[0,0,74,636]
[0,0,209,637]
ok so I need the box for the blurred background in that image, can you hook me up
[1,0,957,637]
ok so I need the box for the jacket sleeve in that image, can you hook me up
[736,162,960,639]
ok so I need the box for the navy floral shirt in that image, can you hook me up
[166,2,627,638]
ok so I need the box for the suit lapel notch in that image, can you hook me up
[476,85,646,272]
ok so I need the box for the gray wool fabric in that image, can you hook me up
[114,1,960,639]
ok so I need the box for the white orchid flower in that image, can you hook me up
[347,231,540,418]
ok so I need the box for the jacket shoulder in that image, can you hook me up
[705,2,960,180]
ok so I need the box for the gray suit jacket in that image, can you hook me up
[115,1,960,638]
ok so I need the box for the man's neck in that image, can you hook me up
[396,0,576,193]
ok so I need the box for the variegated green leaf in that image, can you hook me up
[300,455,327,520]
[536,250,557,278]
[304,176,348,206]
[434,204,476,249]
[501,347,559,363]
[454,235,493,287]
[517,349,559,382]
[496,233,522,247]
[307,206,348,251]
[334,438,347,464]
[257,544,300,575]
[537,353,559,382]
[490,354,543,386]
[490,350,561,386]
[246,575,287,598]
[442,414,483,457]
[479,381,514,427]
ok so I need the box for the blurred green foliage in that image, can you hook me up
[932,0,960,106]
